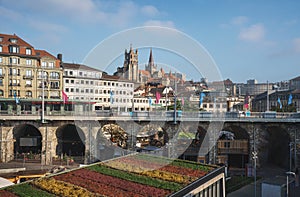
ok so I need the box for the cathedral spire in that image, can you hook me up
[148,48,154,66]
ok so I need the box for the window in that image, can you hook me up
[79,72,83,76]
[65,79,69,83]
[9,58,19,64]
[50,72,59,79]
[76,88,79,93]
[0,79,3,86]
[25,80,32,87]
[50,81,60,89]
[26,59,32,65]
[0,45,2,52]
[26,70,32,77]
[48,62,54,68]
[81,80,84,84]
[9,38,17,43]
[69,71,73,75]
[65,88,69,92]
[0,57,2,63]
[41,61,47,67]
[0,68,3,76]
[71,80,74,84]
[26,48,31,55]
[9,46,19,53]
[26,91,32,97]
[0,89,3,96]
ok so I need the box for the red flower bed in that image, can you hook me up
[0,190,18,197]
[114,157,207,178]
[55,168,170,197]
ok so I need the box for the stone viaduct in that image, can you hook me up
[0,112,300,170]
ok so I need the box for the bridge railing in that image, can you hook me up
[0,110,298,119]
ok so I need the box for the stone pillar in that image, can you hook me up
[32,105,37,115]
[60,104,65,115]
[16,105,21,115]
[39,125,58,165]
[7,104,13,115]
[0,126,14,163]
[46,105,51,115]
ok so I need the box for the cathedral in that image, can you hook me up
[114,45,185,86]
[114,45,139,82]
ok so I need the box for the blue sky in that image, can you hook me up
[1,0,300,83]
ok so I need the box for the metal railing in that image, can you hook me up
[0,110,298,119]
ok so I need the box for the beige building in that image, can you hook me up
[0,33,63,112]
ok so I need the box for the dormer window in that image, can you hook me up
[9,38,17,43]
[26,48,31,55]
[9,45,19,53]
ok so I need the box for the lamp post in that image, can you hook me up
[286,171,296,197]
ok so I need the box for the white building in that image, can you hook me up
[63,63,134,112]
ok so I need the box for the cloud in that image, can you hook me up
[238,23,265,42]
[141,5,160,17]
[293,38,300,53]
[143,20,175,28]
[231,16,248,25]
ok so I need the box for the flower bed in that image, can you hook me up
[32,178,97,197]
[0,190,18,197]
[6,183,54,197]
[55,168,170,197]
[3,154,217,197]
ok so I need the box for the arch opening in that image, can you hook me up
[56,124,86,160]
[13,124,42,160]
[217,126,250,168]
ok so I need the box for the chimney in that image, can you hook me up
[57,53,62,61]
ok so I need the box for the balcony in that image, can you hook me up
[49,76,60,80]
[50,86,60,89]
[9,84,20,87]
[25,84,32,87]
[23,75,34,79]
[217,140,248,155]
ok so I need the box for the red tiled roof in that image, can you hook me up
[35,50,57,59]
[0,33,33,48]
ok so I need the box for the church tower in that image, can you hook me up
[123,44,139,82]
[145,48,157,75]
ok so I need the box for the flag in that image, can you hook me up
[288,94,293,105]
[14,92,20,104]
[277,97,282,109]
[199,92,205,107]
[148,97,152,105]
[155,91,161,104]
[244,93,250,109]
[110,89,114,104]
[62,90,68,104]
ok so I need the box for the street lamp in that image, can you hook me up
[286,171,296,197]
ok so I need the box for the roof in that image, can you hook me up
[1,154,221,196]
[35,50,57,59]
[0,33,33,48]
[63,63,102,72]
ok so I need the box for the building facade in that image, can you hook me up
[63,63,134,112]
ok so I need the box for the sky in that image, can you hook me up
[1,0,300,83]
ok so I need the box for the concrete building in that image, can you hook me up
[63,63,134,112]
